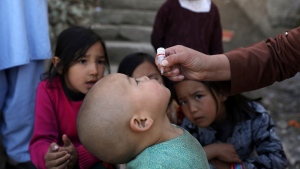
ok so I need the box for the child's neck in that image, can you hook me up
[62,80,85,101]
[155,120,183,144]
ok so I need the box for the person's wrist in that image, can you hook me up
[207,54,230,81]
[204,144,218,159]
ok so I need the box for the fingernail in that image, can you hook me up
[53,145,58,150]
[178,75,185,80]
[161,60,168,66]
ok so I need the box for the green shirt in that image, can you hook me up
[126,127,209,169]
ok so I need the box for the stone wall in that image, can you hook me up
[48,0,96,48]
[233,0,300,37]
[48,0,300,41]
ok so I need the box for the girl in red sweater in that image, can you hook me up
[29,26,114,169]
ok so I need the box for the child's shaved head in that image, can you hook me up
[77,74,138,164]
[77,73,171,164]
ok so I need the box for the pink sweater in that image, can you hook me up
[29,77,99,169]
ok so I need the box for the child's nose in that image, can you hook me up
[189,101,198,114]
[89,62,99,75]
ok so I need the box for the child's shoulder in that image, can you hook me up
[127,129,209,168]
[37,76,63,93]
[247,101,274,124]
[248,101,268,115]
[249,101,267,113]
[38,76,61,87]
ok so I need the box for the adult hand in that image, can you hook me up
[59,134,78,169]
[44,142,69,169]
[156,45,231,82]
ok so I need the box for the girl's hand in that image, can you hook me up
[59,134,78,169]
[210,159,231,169]
[204,143,242,163]
[214,143,242,163]
[44,143,69,169]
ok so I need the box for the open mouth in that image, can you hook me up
[86,81,97,88]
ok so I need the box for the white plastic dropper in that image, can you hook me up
[157,47,165,75]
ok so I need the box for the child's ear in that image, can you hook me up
[129,115,153,132]
[52,56,62,74]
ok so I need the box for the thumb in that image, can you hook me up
[62,134,71,147]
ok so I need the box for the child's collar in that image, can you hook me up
[178,0,211,13]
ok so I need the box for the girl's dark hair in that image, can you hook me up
[173,81,257,122]
[41,26,110,83]
[117,52,173,89]
[117,52,154,76]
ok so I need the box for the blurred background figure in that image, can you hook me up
[0,0,51,168]
[151,0,223,55]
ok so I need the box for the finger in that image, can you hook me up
[45,152,70,168]
[48,142,59,153]
[165,45,183,56]
[232,157,242,163]
[167,75,185,82]
[62,134,71,147]
[163,66,180,76]
[44,150,68,161]
[49,159,68,169]
[164,49,187,67]
[163,68,185,81]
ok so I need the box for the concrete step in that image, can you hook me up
[105,41,155,64]
[101,0,164,10]
[92,24,152,42]
[94,9,157,26]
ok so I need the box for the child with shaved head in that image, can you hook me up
[77,73,209,168]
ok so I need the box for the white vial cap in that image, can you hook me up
[157,47,165,54]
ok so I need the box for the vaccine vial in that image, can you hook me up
[157,47,165,75]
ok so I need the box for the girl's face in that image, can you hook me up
[66,41,106,94]
[174,80,227,127]
[132,61,164,85]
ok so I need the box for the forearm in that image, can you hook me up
[203,144,218,160]
[205,54,231,81]
[224,27,300,95]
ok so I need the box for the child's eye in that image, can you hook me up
[78,59,87,64]
[98,59,105,65]
[195,94,202,100]
[179,100,187,106]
